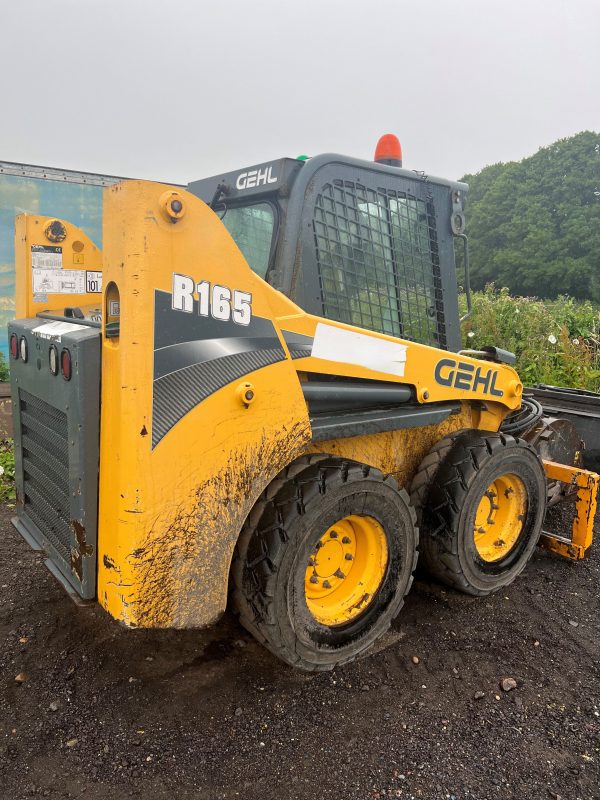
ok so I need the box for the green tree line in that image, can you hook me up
[460,131,599,302]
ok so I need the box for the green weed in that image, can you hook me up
[0,439,15,504]
[461,286,600,391]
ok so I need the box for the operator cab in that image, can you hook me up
[188,136,468,352]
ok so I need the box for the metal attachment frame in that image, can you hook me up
[539,460,599,560]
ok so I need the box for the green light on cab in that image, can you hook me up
[296,155,310,161]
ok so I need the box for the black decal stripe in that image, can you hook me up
[152,289,289,447]
[287,346,313,360]
[155,335,284,380]
[281,330,314,360]
[152,348,286,448]
[154,289,276,349]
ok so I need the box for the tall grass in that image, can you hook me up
[0,439,15,503]
[460,286,600,391]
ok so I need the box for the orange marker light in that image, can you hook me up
[374,134,402,167]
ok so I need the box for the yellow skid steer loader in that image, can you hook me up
[8,136,598,670]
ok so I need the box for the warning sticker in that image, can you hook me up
[32,320,87,342]
[86,271,103,293]
[32,268,86,295]
[31,245,62,269]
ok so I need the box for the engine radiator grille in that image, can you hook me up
[19,389,71,561]
[9,319,100,600]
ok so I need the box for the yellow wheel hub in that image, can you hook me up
[304,515,388,627]
[474,473,527,562]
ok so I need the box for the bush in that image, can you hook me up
[460,286,600,391]
[0,439,15,504]
[0,352,9,382]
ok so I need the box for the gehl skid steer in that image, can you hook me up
[8,135,599,671]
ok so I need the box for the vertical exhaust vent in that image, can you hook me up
[19,390,71,560]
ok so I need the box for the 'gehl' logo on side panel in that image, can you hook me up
[434,357,504,397]
[235,166,277,190]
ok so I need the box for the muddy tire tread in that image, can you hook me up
[410,430,545,597]
[231,456,418,671]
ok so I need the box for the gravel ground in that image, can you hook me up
[1,503,599,800]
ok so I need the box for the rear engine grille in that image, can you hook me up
[19,390,71,560]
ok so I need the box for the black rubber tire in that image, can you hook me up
[410,429,547,596]
[231,456,418,671]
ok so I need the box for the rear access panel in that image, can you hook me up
[9,318,101,599]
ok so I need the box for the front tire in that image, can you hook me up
[231,457,418,671]
[410,430,547,596]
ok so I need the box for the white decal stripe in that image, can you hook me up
[32,320,88,342]
[311,322,408,377]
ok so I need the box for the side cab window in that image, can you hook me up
[297,165,455,349]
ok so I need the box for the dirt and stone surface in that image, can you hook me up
[1,504,599,800]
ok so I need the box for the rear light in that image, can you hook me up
[49,345,59,376]
[61,348,72,381]
[9,333,18,359]
[19,336,28,363]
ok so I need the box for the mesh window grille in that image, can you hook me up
[312,180,446,347]
[222,202,275,279]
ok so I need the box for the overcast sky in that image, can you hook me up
[1,0,598,184]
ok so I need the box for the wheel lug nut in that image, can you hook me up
[309,575,319,584]
[342,536,351,544]
[334,569,345,579]
[308,557,316,567]
[344,553,353,561]
[329,530,338,539]
[322,580,332,589]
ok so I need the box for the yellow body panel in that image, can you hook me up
[15,214,102,318]
[97,182,311,627]
[15,181,534,629]
[308,404,475,487]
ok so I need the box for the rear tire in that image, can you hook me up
[410,430,547,596]
[231,457,418,671]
